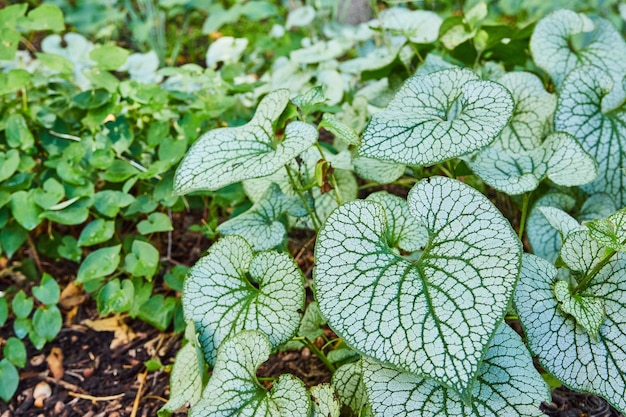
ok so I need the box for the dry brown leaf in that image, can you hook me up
[59,283,87,309]
[82,316,136,349]
[46,347,64,379]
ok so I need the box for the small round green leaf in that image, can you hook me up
[174,89,318,193]
[78,219,115,247]
[3,337,26,368]
[32,305,62,342]
[361,324,549,416]
[137,212,173,235]
[76,245,122,284]
[32,273,60,305]
[190,330,310,417]
[183,235,305,365]
[124,240,159,281]
[515,253,626,414]
[12,290,33,319]
[0,359,19,402]
[315,176,521,398]
[359,68,513,166]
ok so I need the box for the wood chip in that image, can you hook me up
[47,347,65,379]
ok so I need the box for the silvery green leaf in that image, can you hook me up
[468,131,597,195]
[310,384,340,417]
[159,322,204,416]
[332,361,371,417]
[362,324,549,416]
[353,156,406,184]
[183,235,305,364]
[515,253,626,414]
[586,207,626,252]
[285,5,315,29]
[174,90,317,193]
[292,87,326,110]
[555,65,626,205]
[317,68,344,106]
[371,8,442,43]
[315,176,521,398]
[290,39,352,65]
[415,54,456,77]
[190,330,310,417]
[578,193,617,222]
[206,36,248,68]
[531,10,626,110]
[338,38,405,75]
[496,72,556,152]
[258,57,312,96]
[553,280,605,339]
[535,206,585,238]
[217,183,307,251]
[365,191,428,252]
[360,68,513,166]
[319,113,360,146]
[560,229,605,275]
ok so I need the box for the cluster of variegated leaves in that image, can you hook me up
[162,7,626,417]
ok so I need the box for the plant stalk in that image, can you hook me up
[285,165,322,231]
[573,248,616,294]
[518,193,531,241]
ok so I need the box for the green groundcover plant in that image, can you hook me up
[163,2,626,417]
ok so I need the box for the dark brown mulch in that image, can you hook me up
[542,386,624,417]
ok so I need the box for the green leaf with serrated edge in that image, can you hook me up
[353,156,406,185]
[159,322,204,416]
[217,183,307,251]
[33,273,60,305]
[32,305,62,341]
[468,131,597,196]
[360,68,513,166]
[314,176,521,399]
[319,113,360,146]
[515,253,626,414]
[494,72,556,152]
[78,220,115,247]
[587,208,626,252]
[76,245,121,284]
[365,191,428,252]
[531,10,626,111]
[183,235,305,365]
[332,361,372,417]
[361,323,549,416]
[0,359,19,402]
[137,212,173,235]
[310,384,340,417]
[190,330,310,417]
[174,89,318,194]
[553,280,605,339]
[3,337,26,368]
[555,66,626,205]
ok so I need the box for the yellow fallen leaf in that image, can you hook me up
[82,316,136,349]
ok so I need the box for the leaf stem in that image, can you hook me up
[573,248,616,294]
[314,143,343,205]
[285,164,322,231]
[293,336,335,372]
[518,193,531,241]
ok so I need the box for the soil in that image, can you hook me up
[1,212,624,417]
